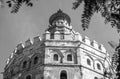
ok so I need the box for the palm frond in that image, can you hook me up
[81,0,97,30]
[73,0,120,32]
[6,0,33,13]
[73,0,83,9]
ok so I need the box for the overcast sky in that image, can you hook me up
[0,0,119,78]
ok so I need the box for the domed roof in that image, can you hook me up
[49,9,71,25]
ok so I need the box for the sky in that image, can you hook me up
[0,0,120,78]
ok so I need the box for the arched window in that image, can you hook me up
[97,63,101,70]
[67,54,72,61]
[34,56,39,64]
[54,54,58,61]
[94,77,98,79]
[87,59,91,65]
[26,75,32,79]
[60,70,67,79]
[23,61,27,68]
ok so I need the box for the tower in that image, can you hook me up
[47,9,73,40]
[43,9,81,79]
[3,10,115,79]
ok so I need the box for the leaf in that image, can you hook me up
[6,0,35,13]
[72,0,120,32]
[72,0,83,9]
[6,1,12,7]
[8,3,12,7]
[27,2,33,7]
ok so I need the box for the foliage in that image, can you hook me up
[73,1,120,78]
[6,0,34,13]
[113,45,120,79]
[0,0,4,7]
[73,0,120,32]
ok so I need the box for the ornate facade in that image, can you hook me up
[3,10,115,79]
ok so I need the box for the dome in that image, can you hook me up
[49,9,71,25]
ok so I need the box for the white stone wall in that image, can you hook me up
[79,48,105,74]
[44,48,75,64]
[44,66,81,79]
[80,44,106,59]
[82,68,105,79]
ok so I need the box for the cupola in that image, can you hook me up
[45,10,73,40]
[49,9,71,26]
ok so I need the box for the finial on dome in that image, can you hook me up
[57,9,62,13]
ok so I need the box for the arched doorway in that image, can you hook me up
[60,70,67,79]
[26,75,32,79]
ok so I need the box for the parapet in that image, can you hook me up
[84,36,91,45]
[55,31,60,40]
[5,35,44,66]
[6,58,10,64]
[99,44,106,53]
[43,29,107,53]
[10,52,14,59]
[75,32,107,53]
[25,38,33,47]
[55,31,60,34]
[75,32,82,41]
[92,40,99,49]
[33,36,41,44]
[45,31,50,34]
[45,31,50,40]
[16,43,24,50]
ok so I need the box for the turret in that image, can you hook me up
[47,9,72,34]
[49,9,71,26]
[43,9,76,41]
